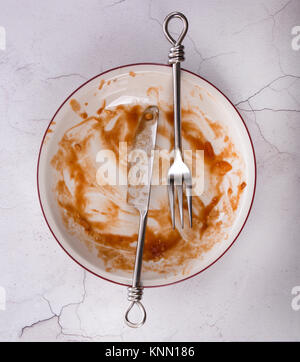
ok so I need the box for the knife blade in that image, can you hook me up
[127,105,159,211]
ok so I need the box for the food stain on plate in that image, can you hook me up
[50,86,247,276]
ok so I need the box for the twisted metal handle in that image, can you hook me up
[124,210,148,328]
[163,12,188,65]
[124,286,146,328]
[163,12,188,47]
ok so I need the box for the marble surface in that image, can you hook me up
[0,0,299,342]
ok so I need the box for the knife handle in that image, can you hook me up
[124,210,148,328]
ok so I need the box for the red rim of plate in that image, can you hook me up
[37,62,257,288]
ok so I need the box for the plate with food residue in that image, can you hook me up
[37,63,256,287]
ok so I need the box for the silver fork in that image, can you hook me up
[163,12,192,228]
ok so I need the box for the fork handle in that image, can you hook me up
[163,12,189,151]
[172,62,182,151]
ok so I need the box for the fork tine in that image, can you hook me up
[167,181,175,229]
[186,186,192,227]
[177,184,184,228]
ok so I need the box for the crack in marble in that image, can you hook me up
[45,73,88,82]
[270,0,293,17]
[148,0,162,28]
[237,107,300,113]
[287,89,300,108]
[186,34,205,63]
[20,315,57,338]
[235,74,300,107]
[268,76,299,93]
[72,271,87,336]
[147,0,205,66]
[35,270,124,341]
[237,101,294,163]
[233,0,292,36]
[19,271,89,340]
[15,63,35,72]
[147,0,240,76]
[233,0,294,79]
[104,0,126,9]
[197,51,236,74]
[263,1,293,76]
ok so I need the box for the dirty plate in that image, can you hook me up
[37,63,256,287]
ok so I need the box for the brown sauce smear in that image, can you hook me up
[51,98,245,274]
[98,79,105,90]
[97,100,106,115]
[70,99,81,113]
[80,112,88,119]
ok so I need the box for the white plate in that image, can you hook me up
[37,63,256,287]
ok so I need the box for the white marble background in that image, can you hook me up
[0,0,299,342]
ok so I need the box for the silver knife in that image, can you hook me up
[124,105,159,328]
